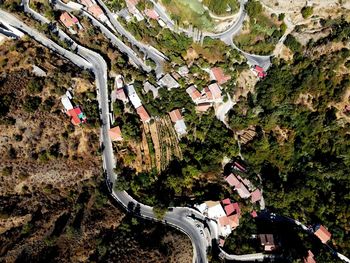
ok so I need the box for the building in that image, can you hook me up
[205,201,226,219]
[253,65,267,78]
[61,95,73,110]
[127,85,142,108]
[136,106,151,123]
[222,198,231,205]
[225,173,240,187]
[208,83,222,101]
[158,73,180,89]
[314,225,331,243]
[60,12,79,28]
[236,183,251,199]
[178,65,189,77]
[210,67,231,85]
[125,0,144,21]
[144,9,159,20]
[234,161,247,172]
[224,203,235,216]
[196,103,212,113]
[115,88,128,103]
[143,81,159,99]
[251,189,262,203]
[251,210,258,218]
[67,106,87,125]
[80,0,94,7]
[304,250,316,263]
[186,85,202,103]
[109,126,123,141]
[259,234,276,252]
[169,109,187,137]
[115,74,124,89]
[88,4,106,21]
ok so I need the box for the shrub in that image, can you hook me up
[301,6,313,19]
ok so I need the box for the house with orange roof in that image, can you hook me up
[169,109,187,136]
[80,0,94,8]
[60,12,79,29]
[144,9,159,20]
[225,173,240,188]
[236,183,251,199]
[66,106,87,125]
[88,4,107,21]
[304,250,316,263]
[314,225,331,243]
[251,189,262,203]
[195,103,212,113]
[208,83,222,102]
[136,106,151,123]
[115,88,128,103]
[210,67,231,85]
[186,85,202,103]
[109,126,123,141]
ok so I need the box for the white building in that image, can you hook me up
[127,84,142,109]
[61,95,73,110]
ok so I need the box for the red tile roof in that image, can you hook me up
[234,161,247,172]
[144,8,159,20]
[67,108,81,125]
[251,210,258,218]
[224,204,235,216]
[251,189,262,203]
[204,87,213,100]
[88,4,104,18]
[186,86,202,101]
[314,225,331,243]
[254,65,264,72]
[218,216,230,227]
[195,103,212,112]
[136,106,151,122]
[211,67,231,85]
[60,12,76,28]
[228,214,239,228]
[225,173,240,187]
[116,88,127,101]
[236,183,251,198]
[304,250,316,263]
[169,109,183,122]
[208,83,222,100]
[80,0,94,7]
[232,202,240,216]
[109,126,123,141]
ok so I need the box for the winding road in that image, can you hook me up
[0,6,211,263]
[2,1,349,262]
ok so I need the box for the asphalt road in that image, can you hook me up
[3,6,211,263]
[149,0,271,70]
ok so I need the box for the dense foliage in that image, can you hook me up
[229,25,350,255]
[202,0,239,15]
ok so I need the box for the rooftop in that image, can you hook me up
[143,81,159,99]
[60,12,78,28]
[304,250,316,263]
[211,67,231,85]
[136,106,151,123]
[225,173,240,188]
[109,126,123,141]
[236,183,251,199]
[314,225,331,244]
[127,85,142,109]
[196,103,212,112]
[144,8,159,20]
[208,83,222,101]
[251,189,262,203]
[169,109,183,122]
[88,4,104,18]
[186,85,202,102]
[158,73,180,89]
[115,88,128,102]
[80,0,94,7]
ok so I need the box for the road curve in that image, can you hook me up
[3,6,211,263]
